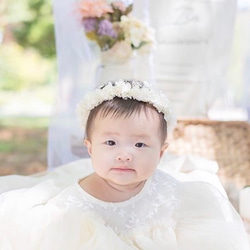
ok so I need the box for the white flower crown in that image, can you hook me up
[76,79,176,133]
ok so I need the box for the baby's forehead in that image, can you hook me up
[86,101,166,142]
[97,104,162,120]
[94,111,162,137]
[94,108,163,133]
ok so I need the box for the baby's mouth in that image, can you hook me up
[111,167,135,172]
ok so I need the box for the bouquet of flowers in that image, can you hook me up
[78,0,154,62]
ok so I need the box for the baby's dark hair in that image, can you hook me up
[85,97,167,144]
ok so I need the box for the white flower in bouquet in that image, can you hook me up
[120,15,155,53]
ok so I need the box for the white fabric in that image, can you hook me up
[0,166,249,249]
[240,187,250,221]
[48,0,99,169]
[158,153,228,197]
[133,0,237,116]
[239,4,250,121]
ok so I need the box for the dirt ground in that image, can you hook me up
[0,126,48,176]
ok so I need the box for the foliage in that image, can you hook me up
[4,0,55,58]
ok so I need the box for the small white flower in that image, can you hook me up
[118,209,127,218]
[76,79,176,133]
[120,16,154,52]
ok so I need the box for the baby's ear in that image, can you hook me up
[84,139,92,155]
[160,142,168,158]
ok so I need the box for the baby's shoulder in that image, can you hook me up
[149,169,181,204]
[153,169,180,190]
[47,182,94,211]
[153,170,228,211]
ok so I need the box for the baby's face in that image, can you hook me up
[84,108,167,189]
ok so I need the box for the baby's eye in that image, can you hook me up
[105,140,116,146]
[135,142,146,148]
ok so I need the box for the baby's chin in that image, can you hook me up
[106,174,147,189]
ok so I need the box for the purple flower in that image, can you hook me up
[97,19,117,38]
[83,18,97,32]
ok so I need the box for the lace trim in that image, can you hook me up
[75,174,154,208]
[50,170,180,233]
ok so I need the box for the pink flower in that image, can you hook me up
[79,0,113,18]
[98,19,117,38]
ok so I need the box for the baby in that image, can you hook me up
[78,80,172,203]
[0,79,249,250]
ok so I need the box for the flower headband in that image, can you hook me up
[76,79,176,132]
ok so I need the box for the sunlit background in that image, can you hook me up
[0,0,250,175]
[0,0,56,174]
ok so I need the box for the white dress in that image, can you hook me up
[0,160,249,250]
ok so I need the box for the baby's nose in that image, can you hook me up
[116,152,132,161]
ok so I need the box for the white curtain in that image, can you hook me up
[48,0,98,169]
[237,1,250,120]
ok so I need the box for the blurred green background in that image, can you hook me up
[0,0,56,174]
[0,0,56,91]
